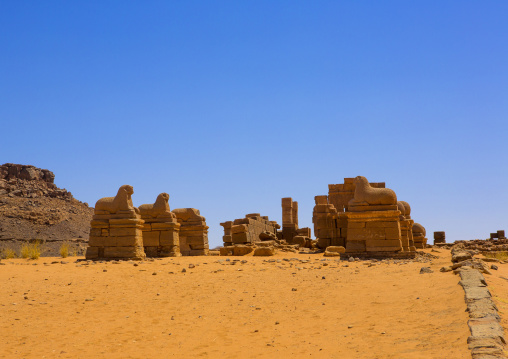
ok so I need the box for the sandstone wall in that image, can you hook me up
[172,208,209,256]
[221,213,279,246]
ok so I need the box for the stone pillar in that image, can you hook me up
[173,208,209,256]
[141,220,181,257]
[220,221,233,246]
[412,223,427,249]
[139,193,181,257]
[281,197,298,244]
[434,231,446,244]
[312,195,340,248]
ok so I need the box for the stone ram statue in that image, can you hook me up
[138,193,175,218]
[172,208,205,222]
[348,176,397,206]
[94,184,139,214]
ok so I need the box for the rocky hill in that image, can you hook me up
[0,163,93,256]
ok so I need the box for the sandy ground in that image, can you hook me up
[0,249,478,358]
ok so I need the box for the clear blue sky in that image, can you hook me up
[1,1,507,247]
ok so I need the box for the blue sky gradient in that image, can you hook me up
[1,1,507,247]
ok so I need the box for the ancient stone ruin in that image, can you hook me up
[312,176,427,258]
[221,213,279,246]
[281,198,312,247]
[412,223,428,249]
[490,230,506,240]
[139,193,181,257]
[434,231,446,245]
[312,195,341,248]
[86,185,146,260]
[398,201,416,252]
[86,186,209,260]
[172,208,209,256]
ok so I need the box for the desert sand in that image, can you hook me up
[1,249,502,359]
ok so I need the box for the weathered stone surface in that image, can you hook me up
[259,231,276,241]
[253,247,275,256]
[233,245,254,256]
[458,267,507,358]
[138,193,176,219]
[348,176,397,207]
[220,246,234,256]
[174,208,208,256]
[453,251,473,263]
[324,246,345,257]
[95,185,137,214]
[85,246,99,259]
[222,213,278,245]
[345,240,366,252]
[142,231,160,247]
[103,246,145,259]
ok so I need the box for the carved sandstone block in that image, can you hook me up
[143,231,160,247]
[345,240,366,252]
[160,230,179,246]
[107,235,143,247]
[366,239,402,247]
[103,246,145,259]
[85,246,99,259]
[88,236,105,247]
[109,227,142,237]
[347,228,386,241]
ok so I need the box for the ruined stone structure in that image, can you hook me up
[221,213,279,246]
[312,195,341,248]
[172,208,209,256]
[139,193,181,257]
[86,186,209,259]
[281,198,298,243]
[398,201,416,252]
[313,176,425,258]
[434,231,446,244]
[345,176,401,254]
[281,197,312,246]
[412,223,427,249]
[86,185,146,260]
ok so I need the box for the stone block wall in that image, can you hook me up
[345,209,402,253]
[312,177,426,258]
[281,198,298,243]
[172,208,209,256]
[222,213,279,246]
[312,195,342,248]
[328,178,385,212]
[139,193,181,257]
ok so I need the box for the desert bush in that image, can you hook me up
[59,242,70,258]
[20,240,42,260]
[1,248,17,259]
